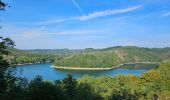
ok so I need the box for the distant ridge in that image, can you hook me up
[11,46,170,55]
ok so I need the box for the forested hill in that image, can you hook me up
[7,46,170,66]
[6,48,58,65]
[6,47,99,65]
[54,46,170,68]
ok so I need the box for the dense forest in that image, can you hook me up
[6,48,58,65]
[55,46,170,68]
[4,46,170,68]
[5,47,104,65]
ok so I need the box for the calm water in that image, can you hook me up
[15,63,158,80]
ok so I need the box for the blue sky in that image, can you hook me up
[1,0,170,49]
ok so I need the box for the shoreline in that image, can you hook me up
[14,62,52,66]
[53,62,160,71]
[15,63,41,66]
[52,66,112,71]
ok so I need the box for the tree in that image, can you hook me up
[27,75,64,100]
[77,82,102,100]
[62,74,77,100]
[0,1,20,100]
[109,75,139,100]
[4,78,28,100]
[0,36,16,100]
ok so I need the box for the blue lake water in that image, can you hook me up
[15,63,158,80]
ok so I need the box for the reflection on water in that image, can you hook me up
[15,63,158,80]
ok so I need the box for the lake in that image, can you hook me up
[15,63,158,80]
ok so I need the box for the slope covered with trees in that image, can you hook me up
[55,46,170,68]
[5,48,59,65]
[6,46,170,67]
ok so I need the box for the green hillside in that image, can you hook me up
[7,46,170,67]
[54,46,170,68]
[6,48,59,65]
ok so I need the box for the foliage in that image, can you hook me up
[0,36,17,100]
[26,74,102,100]
[5,48,59,65]
[55,46,170,68]
[5,46,170,67]
[158,60,170,92]
[27,76,64,100]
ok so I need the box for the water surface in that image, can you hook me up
[16,63,158,80]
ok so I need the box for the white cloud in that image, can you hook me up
[36,17,76,24]
[78,5,142,21]
[48,29,107,35]
[162,12,170,17]
[35,5,142,24]
[1,24,115,49]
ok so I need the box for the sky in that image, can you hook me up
[0,0,170,49]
